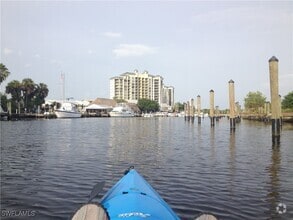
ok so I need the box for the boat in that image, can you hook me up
[101,167,180,219]
[71,167,218,220]
[109,106,134,117]
[55,102,81,118]
[54,73,81,118]
[72,167,180,220]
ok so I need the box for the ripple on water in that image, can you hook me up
[1,119,293,219]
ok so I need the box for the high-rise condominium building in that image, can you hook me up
[110,70,174,110]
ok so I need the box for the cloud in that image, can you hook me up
[103,32,122,38]
[113,44,158,57]
[4,48,13,55]
[34,54,41,59]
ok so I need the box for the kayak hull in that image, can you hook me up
[100,169,180,220]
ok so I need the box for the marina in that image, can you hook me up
[1,2,292,219]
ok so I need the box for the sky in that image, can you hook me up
[1,0,292,109]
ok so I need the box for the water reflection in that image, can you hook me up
[1,121,46,211]
[1,119,292,220]
[229,131,236,168]
[197,123,202,147]
[267,144,281,218]
[210,127,215,160]
[228,131,236,197]
[107,118,164,170]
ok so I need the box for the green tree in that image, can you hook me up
[6,80,22,112]
[202,108,209,114]
[0,63,10,84]
[0,93,8,111]
[6,78,49,113]
[21,78,36,111]
[244,91,266,112]
[137,98,160,113]
[6,80,22,102]
[33,83,49,108]
[113,97,127,103]
[174,102,185,112]
[282,91,293,110]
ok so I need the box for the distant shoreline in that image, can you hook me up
[1,112,293,123]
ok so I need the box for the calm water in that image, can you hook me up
[1,117,293,220]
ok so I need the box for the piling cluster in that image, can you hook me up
[183,56,282,144]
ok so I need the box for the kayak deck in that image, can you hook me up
[100,168,180,220]
[72,204,109,220]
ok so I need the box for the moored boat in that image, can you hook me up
[109,106,134,117]
[55,102,81,118]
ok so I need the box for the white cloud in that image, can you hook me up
[34,54,41,59]
[113,44,158,57]
[103,32,122,38]
[4,48,13,55]
[24,63,31,68]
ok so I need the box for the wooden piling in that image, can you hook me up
[235,102,241,123]
[228,80,236,130]
[209,90,215,126]
[190,98,195,123]
[187,101,190,121]
[215,106,220,121]
[184,103,187,121]
[279,95,282,127]
[269,56,281,143]
[197,95,201,124]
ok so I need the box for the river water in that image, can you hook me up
[1,117,293,220]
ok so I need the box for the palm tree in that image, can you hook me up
[21,78,36,112]
[0,63,10,84]
[6,80,22,102]
[34,83,49,107]
[6,80,22,113]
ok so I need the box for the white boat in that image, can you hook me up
[55,102,81,118]
[109,106,134,117]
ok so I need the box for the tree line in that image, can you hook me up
[244,91,293,113]
[0,63,49,113]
